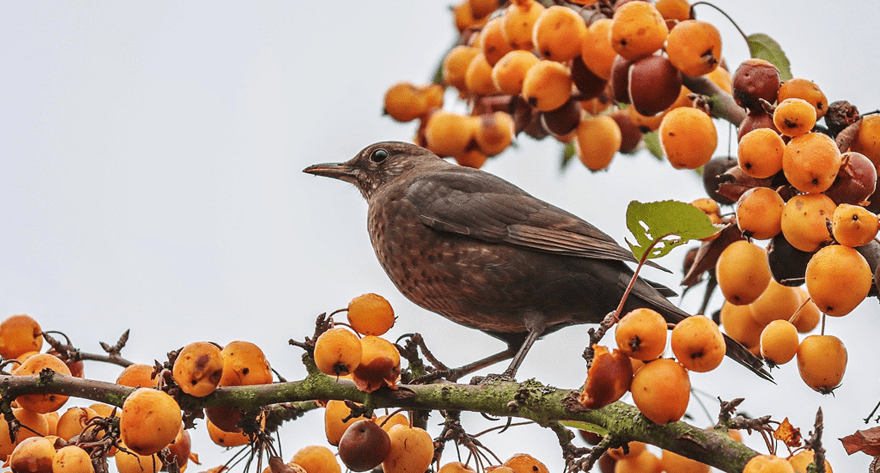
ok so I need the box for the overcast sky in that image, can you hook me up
[2,2,880,471]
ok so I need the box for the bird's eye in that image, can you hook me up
[370,148,388,163]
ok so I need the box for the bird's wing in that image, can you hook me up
[405,170,643,264]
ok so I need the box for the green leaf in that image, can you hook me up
[560,141,576,170]
[747,33,792,81]
[642,131,663,160]
[625,200,719,261]
[560,420,608,436]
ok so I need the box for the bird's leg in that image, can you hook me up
[500,319,545,380]
[414,347,515,384]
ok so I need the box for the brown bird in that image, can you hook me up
[304,141,770,381]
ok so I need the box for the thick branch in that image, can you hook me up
[0,371,760,473]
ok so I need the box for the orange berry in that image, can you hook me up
[465,53,499,96]
[706,66,733,94]
[743,455,794,473]
[492,50,540,95]
[347,293,395,337]
[782,132,841,193]
[291,445,342,473]
[615,308,668,361]
[116,364,159,389]
[115,446,161,473]
[759,320,799,365]
[797,334,847,393]
[0,408,49,459]
[443,46,481,93]
[14,353,71,413]
[438,462,477,473]
[120,388,182,456]
[351,335,401,392]
[736,187,784,240]
[750,280,801,326]
[425,111,476,157]
[172,341,224,397]
[670,315,725,373]
[9,437,56,473]
[0,314,43,359]
[219,340,273,386]
[666,20,721,77]
[53,445,96,473]
[533,6,587,62]
[313,327,362,377]
[850,115,880,167]
[805,244,872,316]
[474,111,515,157]
[720,302,763,348]
[580,18,616,80]
[610,2,668,60]
[778,78,828,119]
[383,83,431,123]
[660,449,710,473]
[504,453,549,473]
[501,0,545,51]
[579,345,633,409]
[715,240,772,306]
[738,128,785,179]
[521,60,572,112]
[788,449,833,473]
[207,418,250,447]
[659,107,717,169]
[631,359,690,424]
[324,400,372,447]
[56,407,98,441]
[791,287,821,333]
[773,98,817,138]
[831,203,878,247]
[480,17,515,66]
[780,193,836,252]
[608,441,647,460]
[655,0,691,25]
[575,115,622,171]
[455,148,489,169]
[383,425,434,473]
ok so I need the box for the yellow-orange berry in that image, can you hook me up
[580,18,616,80]
[172,341,224,397]
[424,111,476,157]
[501,0,546,51]
[14,353,71,413]
[831,203,879,247]
[797,334,847,393]
[773,98,817,138]
[671,315,725,373]
[465,53,499,96]
[782,132,841,193]
[351,336,401,392]
[655,0,691,25]
[759,320,799,365]
[780,193,836,252]
[533,6,587,62]
[480,17,515,66]
[324,400,373,447]
[738,128,785,179]
[443,46,481,93]
[579,345,633,409]
[805,244,872,316]
[750,280,801,326]
[850,115,880,167]
[715,240,772,306]
[474,111,515,157]
[791,287,821,333]
[660,449,710,473]
[347,293,395,337]
[631,359,690,424]
[743,455,794,473]
[9,437,56,473]
[720,302,763,348]
[492,50,540,95]
[313,327,362,377]
[736,187,784,240]
[116,364,159,389]
[615,308,668,361]
[659,107,717,169]
[778,78,828,119]
[120,388,183,456]
[666,20,721,77]
[53,445,96,473]
[383,425,434,473]
[0,314,42,359]
[521,60,572,112]
[575,115,621,171]
[219,340,273,386]
[788,450,833,473]
[291,445,342,473]
[610,2,668,60]
[504,453,549,473]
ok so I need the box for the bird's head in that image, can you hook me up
[304,141,443,200]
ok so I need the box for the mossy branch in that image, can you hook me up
[0,366,759,473]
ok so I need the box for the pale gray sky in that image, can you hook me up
[1,2,879,471]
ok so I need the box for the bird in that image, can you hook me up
[304,141,770,381]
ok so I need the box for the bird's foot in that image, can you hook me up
[469,372,516,385]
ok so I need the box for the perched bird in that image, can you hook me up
[304,141,770,381]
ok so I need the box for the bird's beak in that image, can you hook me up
[303,162,354,180]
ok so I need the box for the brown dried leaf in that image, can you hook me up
[774,417,802,448]
[841,426,880,456]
